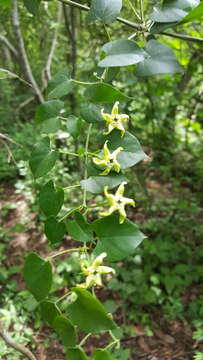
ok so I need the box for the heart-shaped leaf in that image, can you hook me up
[81,173,127,194]
[88,0,122,24]
[48,80,74,100]
[93,215,146,261]
[39,180,64,217]
[47,69,69,93]
[66,211,93,243]
[84,83,130,103]
[66,116,82,139]
[93,349,113,360]
[23,0,41,15]
[135,40,183,77]
[80,104,104,123]
[46,69,74,99]
[29,137,58,178]
[67,287,117,333]
[180,0,203,23]
[40,301,61,327]
[35,100,64,123]
[149,0,199,22]
[100,130,147,169]
[53,316,77,347]
[66,348,89,360]
[150,21,177,34]
[45,216,66,244]
[40,117,60,134]
[24,253,52,301]
[98,40,145,67]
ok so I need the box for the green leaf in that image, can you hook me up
[44,216,66,244]
[67,287,117,333]
[53,316,77,347]
[80,104,104,124]
[98,40,145,67]
[29,137,58,178]
[66,348,89,360]
[24,253,52,301]
[48,80,74,100]
[149,0,199,22]
[39,180,64,217]
[84,83,130,103]
[88,0,122,24]
[35,100,64,123]
[47,69,69,93]
[40,117,60,134]
[40,301,61,327]
[150,21,177,34]
[135,40,183,77]
[93,349,113,360]
[23,0,41,15]
[100,130,147,169]
[180,0,203,23]
[97,67,120,82]
[81,173,127,194]
[47,69,74,99]
[0,0,12,8]
[66,116,82,139]
[66,211,93,243]
[93,216,146,261]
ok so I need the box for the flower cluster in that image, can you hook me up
[94,103,135,223]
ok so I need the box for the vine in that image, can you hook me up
[25,98,147,359]
[0,0,202,358]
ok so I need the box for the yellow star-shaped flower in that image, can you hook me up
[78,252,115,289]
[101,102,129,137]
[100,182,135,224]
[92,141,123,176]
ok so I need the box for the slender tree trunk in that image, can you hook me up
[0,34,18,59]
[42,3,62,87]
[63,4,82,170]
[11,0,44,103]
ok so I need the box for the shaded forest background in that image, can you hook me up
[0,0,203,359]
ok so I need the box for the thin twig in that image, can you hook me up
[0,68,32,87]
[139,0,144,24]
[0,133,21,165]
[47,247,88,260]
[12,0,44,103]
[58,0,203,43]
[18,95,35,110]
[0,132,20,146]
[0,322,37,360]
[59,0,144,30]
[43,3,62,86]
[0,139,17,165]
[83,124,92,207]
[0,34,18,58]
[125,0,141,21]
[160,31,203,43]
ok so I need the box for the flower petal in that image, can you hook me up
[112,101,119,116]
[115,181,127,197]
